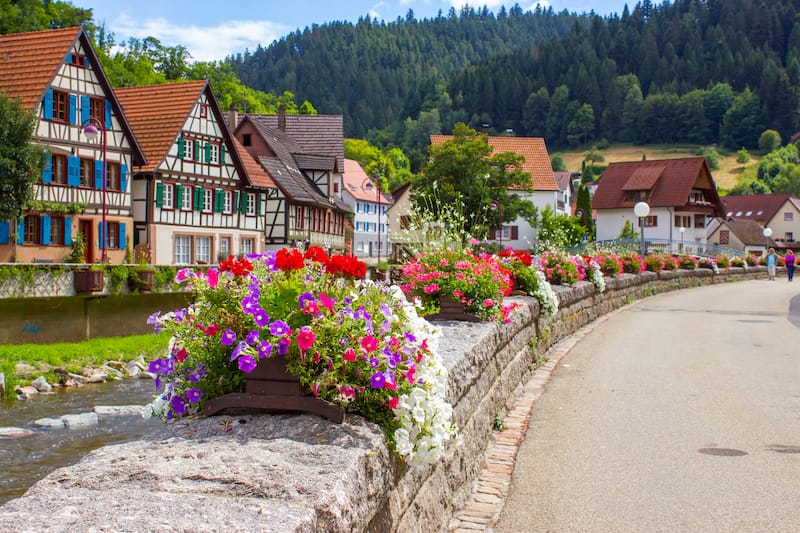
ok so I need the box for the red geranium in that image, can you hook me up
[219,255,253,276]
[304,246,329,263]
[275,248,305,271]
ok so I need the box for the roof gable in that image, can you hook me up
[343,159,392,203]
[429,134,558,191]
[246,113,344,173]
[721,193,798,222]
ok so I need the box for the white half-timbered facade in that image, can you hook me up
[117,81,275,265]
[0,27,146,264]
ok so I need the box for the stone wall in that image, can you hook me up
[0,267,767,532]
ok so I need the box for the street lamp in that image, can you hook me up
[490,200,503,249]
[679,226,685,253]
[633,201,650,257]
[362,178,381,266]
[81,117,107,263]
[763,226,773,253]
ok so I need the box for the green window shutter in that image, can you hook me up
[119,222,126,249]
[194,140,201,161]
[257,193,263,215]
[214,189,224,212]
[194,187,203,211]
[220,144,226,165]
[64,217,72,246]
[175,184,183,208]
[240,192,248,214]
[205,142,212,163]
[41,215,51,245]
[155,181,164,207]
[234,191,240,214]
[177,137,185,158]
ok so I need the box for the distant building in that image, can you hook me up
[716,193,800,252]
[706,218,777,256]
[341,159,392,263]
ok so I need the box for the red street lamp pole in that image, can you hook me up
[81,117,107,263]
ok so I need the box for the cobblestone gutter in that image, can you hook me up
[0,267,767,533]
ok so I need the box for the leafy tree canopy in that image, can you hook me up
[0,0,91,34]
[0,93,45,221]
[344,138,413,193]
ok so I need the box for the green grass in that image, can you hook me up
[0,334,169,396]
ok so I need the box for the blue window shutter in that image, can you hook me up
[42,154,52,183]
[64,217,72,246]
[80,95,90,123]
[68,94,77,124]
[0,221,9,244]
[94,160,104,188]
[104,100,111,129]
[119,222,126,249]
[120,164,127,192]
[155,181,164,207]
[84,57,90,68]
[98,221,106,249]
[41,215,51,245]
[67,156,80,186]
[16,218,24,244]
[43,89,53,120]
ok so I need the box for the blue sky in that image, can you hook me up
[79,1,630,62]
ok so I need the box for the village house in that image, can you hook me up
[593,157,724,245]
[0,27,146,264]
[706,218,777,256]
[116,80,275,264]
[429,134,560,250]
[712,193,800,253]
[341,159,392,263]
[229,108,351,254]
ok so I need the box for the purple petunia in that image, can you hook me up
[230,341,248,361]
[170,395,187,416]
[298,291,315,310]
[277,337,290,356]
[241,296,259,315]
[185,388,203,403]
[369,357,381,369]
[269,319,290,336]
[257,341,273,359]
[253,308,270,327]
[246,329,260,345]
[148,357,174,376]
[369,371,386,389]
[238,355,257,373]
[220,329,236,345]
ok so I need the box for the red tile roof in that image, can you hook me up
[429,135,558,191]
[593,157,723,215]
[231,135,275,188]
[343,159,392,203]
[720,193,798,222]
[115,80,208,172]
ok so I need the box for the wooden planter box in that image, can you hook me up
[203,355,344,423]
[128,269,155,291]
[427,294,480,322]
[74,269,104,293]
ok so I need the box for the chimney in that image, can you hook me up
[278,103,286,131]
[227,105,238,129]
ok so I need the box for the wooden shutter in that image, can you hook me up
[214,189,224,213]
[155,181,164,207]
[120,164,127,192]
[104,100,111,129]
[67,156,80,186]
[257,193,263,215]
[40,215,51,245]
[510,226,519,240]
[0,221,9,244]
[177,137,185,158]
[16,218,24,244]
[220,145,226,165]
[64,217,72,246]
[68,94,77,124]
[43,89,53,120]
[240,192,248,214]
[234,191,240,214]
[80,96,90,123]
[119,222,126,249]
[94,160,104,188]
[176,184,183,208]
[42,154,52,183]
[194,186,203,211]
[204,142,212,163]
[194,140,201,161]
[98,221,106,250]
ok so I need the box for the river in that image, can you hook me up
[0,378,160,505]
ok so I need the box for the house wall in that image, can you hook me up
[706,224,747,252]
[765,200,800,245]
[597,207,709,243]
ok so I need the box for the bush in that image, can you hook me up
[643,255,665,272]
[619,252,645,274]
[736,148,751,164]
[715,256,730,268]
[591,251,623,276]
[678,255,698,269]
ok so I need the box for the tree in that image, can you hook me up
[414,123,536,240]
[575,184,594,239]
[758,129,782,153]
[582,145,605,167]
[736,148,751,163]
[0,93,45,222]
[551,153,566,171]
[720,88,764,149]
[617,220,638,239]
[567,103,595,146]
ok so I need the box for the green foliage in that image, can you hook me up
[64,232,87,263]
[551,153,566,171]
[576,184,594,239]
[758,129,782,153]
[537,205,586,251]
[0,0,91,34]
[736,148,751,164]
[698,146,721,170]
[617,220,638,239]
[751,144,800,196]
[26,200,86,215]
[0,92,46,221]
[344,138,413,192]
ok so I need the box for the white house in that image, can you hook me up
[342,159,392,263]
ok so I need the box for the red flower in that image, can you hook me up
[304,246,329,264]
[219,255,253,276]
[275,248,305,271]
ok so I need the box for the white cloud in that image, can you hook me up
[111,14,290,62]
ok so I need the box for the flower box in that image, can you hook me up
[427,295,480,322]
[74,269,104,293]
[128,269,155,292]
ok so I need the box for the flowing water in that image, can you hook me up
[0,378,160,505]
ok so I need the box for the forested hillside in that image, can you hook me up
[231,0,800,158]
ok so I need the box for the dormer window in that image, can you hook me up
[624,190,649,202]
[688,190,705,204]
[70,54,87,67]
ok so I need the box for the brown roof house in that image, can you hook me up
[116,80,275,264]
[429,134,558,250]
[0,27,146,264]
[706,218,778,256]
[229,108,352,254]
[341,159,393,263]
[716,193,800,252]
[593,157,724,246]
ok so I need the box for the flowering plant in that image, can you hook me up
[661,254,678,270]
[399,247,516,322]
[583,257,606,293]
[745,255,758,267]
[538,250,582,285]
[591,251,624,277]
[619,252,645,274]
[677,254,698,270]
[730,256,747,269]
[496,248,559,315]
[144,248,455,465]
[643,254,665,272]
[697,256,719,273]
[715,256,731,269]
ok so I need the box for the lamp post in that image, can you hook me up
[633,201,650,257]
[81,117,107,263]
[490,200,503,249]
[762,226,773,253]
[362,178,381,266]
[679,226,685,253]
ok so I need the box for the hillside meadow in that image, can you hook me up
[557,144,760,192]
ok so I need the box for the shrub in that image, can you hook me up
[715,256,730,268]
[678,255,698,269]
[619,252,645,274]
[643,255,665,272]
[591,251,624,277]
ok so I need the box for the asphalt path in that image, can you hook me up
[496,279,800,532]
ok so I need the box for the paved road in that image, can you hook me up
[496,279,800,532]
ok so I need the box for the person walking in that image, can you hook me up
[766,248,777,280]
[785,249,795,281]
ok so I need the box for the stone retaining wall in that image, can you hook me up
[0,267,767,533]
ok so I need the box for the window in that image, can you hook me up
[240,238,254,257]
[107,222,120,249]
[183,137,195,160]
[638,216,658,227]
[209,143,220,165]
[719,230,730,245]
[333,182,339,194]
[674,215,691,228]
[24,215,40,244]
[162,183,174,209]
[295,206,305,229]
[694,214,706,228]
[199,104,208,118]
[90,98,104,122]
[242,134,251,147]
[784,212,794,221]
[224,191,233,213]
[219,237,231,260]
[52,154,68,185]
[400,215,411,229]
[49,216,65,245]
[107,162,121,191]
[246,193,256,215]
[624,190,649,202]
[79,158,93,187]
[181,186,193,210]
[786,232,794,242]
[203,189,213,212]
[53,90,69,121]
[196,236,211,264]
[175,236,191,264]
[71,54,87,67]
[357,241,364,252]
[689,190,705,203]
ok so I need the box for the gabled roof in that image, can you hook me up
[713,218,775,246]
[553,170,572,191]
[246,113,344,173]
[0,26,146,166]
[343,159,393,204]
[429,134,558,191]
[720,193,799,222]
[231,136,275,189]
[593,157,723,215]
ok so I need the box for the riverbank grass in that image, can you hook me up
[0,334,169,397]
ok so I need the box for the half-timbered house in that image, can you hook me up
[116,81,275,264]
[229,108,351,253]
[0,27,146,264]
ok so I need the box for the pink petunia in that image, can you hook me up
[361,335,379,352]
[343,347,357,362]
[297,326,316,352]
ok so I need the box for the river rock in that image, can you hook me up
[31,376,52,392]
[0,427,36,439]
[82,371,108,384]
[94,405,146,417]
[14,385,38,399]
[34,418,66,429]
[125,361,143,377]
[62,412,99,429]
